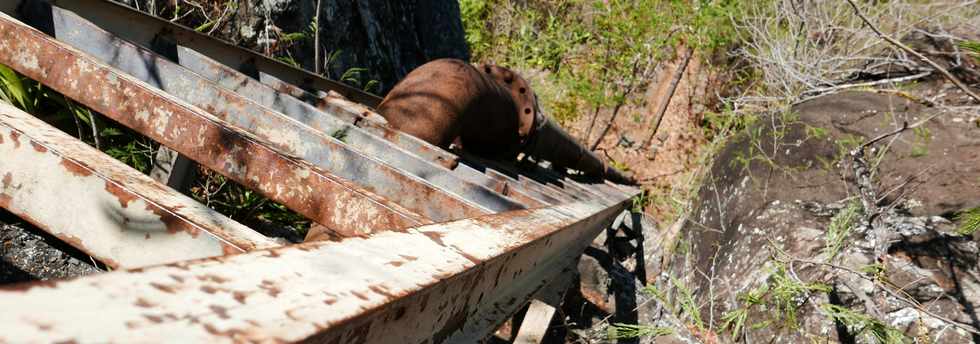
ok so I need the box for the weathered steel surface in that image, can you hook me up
[15,6,510,222]
[167,41,551,211]
[172,45,459,169]
[0,199,629,343]
[23,3,577,210]
[484,169,563,205]
[0,102,278,268]
[0,12,426,237]
[30,0,383,108]
[170,44,533,211]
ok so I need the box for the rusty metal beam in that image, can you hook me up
[175,45,552,209]
[10,2,559,211]
[0,102,279,268]
[35,0,384,108]
[172,45,459,169]
[0,198,630,343]
[12,4,526,219]
[0,12,428,237]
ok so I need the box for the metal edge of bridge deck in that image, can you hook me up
[0,200,632,343]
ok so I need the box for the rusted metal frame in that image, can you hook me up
[168,44,543,210]
[0,13,429,237]
[167,43,549,209]
[0,197,632,343]
[171,45,455,167]
[33,0,384,108]
[0,102,279,268]
[13,9,512,221]
[27,2,551,210]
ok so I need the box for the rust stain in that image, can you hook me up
[59,158,93,177]
[423,231,446,246]
[143,314,164,324]
[221,242,240,255]
[259,280,281,297]
[351,290,370,301]
[149,282,177,294]
[197,275,230,283]
[200,285,219,294]
[1,172,11,189]
[29,141,47,152]
[9,131,19,148]
[0,132,4,143]
[368,284,397,298]
[134,298,155,308]
[233,291,249,304]
[209,305,230,319]
[103,181,139,208]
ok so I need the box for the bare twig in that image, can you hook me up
[793,258,980,336]
[590,57,646,151]
[845,0,980,103]
[583,105,601,145]
[89,113,100,150]
[797,71,932,102]
[314,0,323,75]
[643,47,692,149]
[860,120,908,150]
[840,277,885,319]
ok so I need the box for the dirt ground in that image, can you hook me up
[561,52,720,225]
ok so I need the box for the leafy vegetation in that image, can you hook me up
[606,323,673,340]
[823,201,862,261]
[0,64,158,173]
[820,304,907,343]
[460,0,742,125]
[956,207,980,236]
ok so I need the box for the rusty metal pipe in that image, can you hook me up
[523,118,636,185]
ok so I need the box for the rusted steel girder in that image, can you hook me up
[173,45,550,209]
[9,6,513,222]
[0,199,630,343]
[16,1,632,202]
[0,103,279,268]
[30,0,383,108]
[0,12,427,237]
[52,3,538,212]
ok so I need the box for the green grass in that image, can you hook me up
[606,323,673,340]
[956,207,980,236]
[821,304,907,344]
[823,200,862,261]
[960,40,980,64]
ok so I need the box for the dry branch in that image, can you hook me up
[643,47,692,150]
[845,0,980,103]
